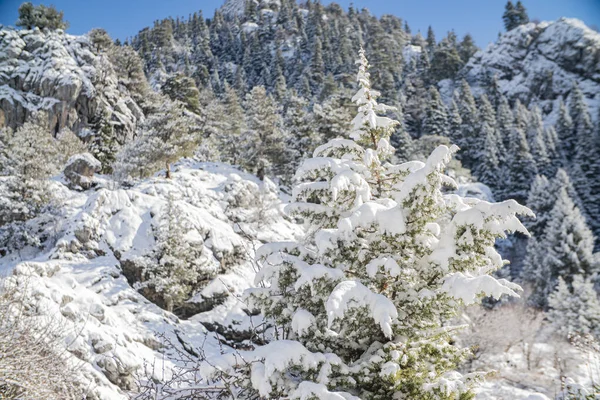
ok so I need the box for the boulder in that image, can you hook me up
[63,153,101,190]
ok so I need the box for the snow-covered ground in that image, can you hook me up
[0,161,302,399]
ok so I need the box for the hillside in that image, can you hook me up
[0,161,301,399]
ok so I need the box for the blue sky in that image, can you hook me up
[0,0,598,47]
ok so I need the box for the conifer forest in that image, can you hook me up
[0,0,600,398]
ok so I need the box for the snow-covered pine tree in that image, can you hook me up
[495,96,514,159]
[522,168,579,286]
[207,48,531,400]
[555,98,574,161]
[217,84,246,166]
[448,99,462,133]
[161,73,201,112]
[284,91,318,175]
[429,34,463,82]
[521,174,553,283]
[312,91,353,144]
[458,34,478,64]
[543,125,561,177]
[56,128,87,164]
[515,1,529,26]
[569,83,600,247]
[499,125,537,203]
[456,79,479,169]
[0,118,61,224]
[502,1,518,31]
[527,186,597,308]
[523,175,553,239]
[422,86,449,137]
[113,100,200,180]
[389,102,414,163]
[548,275,600,339]
[241,85,288,180]
[472,95,500,190]
[526,106,551,178]
[90,110,120,174]
[135,195,217,312]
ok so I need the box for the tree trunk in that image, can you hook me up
[165,162,171,179]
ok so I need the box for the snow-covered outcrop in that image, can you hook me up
[460,18,600,119]
[0,26,142,138]
[221,0,248,17]
[0,161,301,399]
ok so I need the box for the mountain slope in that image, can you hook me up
[460,18,600,119]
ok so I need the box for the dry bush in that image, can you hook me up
[134,332,256,400]
[462,300,545,371]
[0,279,84,399]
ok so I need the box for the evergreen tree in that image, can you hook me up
[472,95,500,189]
[496,96,514,156]
[526,106,551,177]
[521,174,553,283]
[500,120,537,203]
[448,99,462,145]
[524,175,554,239]
[515,1,529,26]
[241,86,287,180]
[458,34,478,64]
[90,111,120,174]
[194,89,228,162]
[108,44,149,101]
[455,79,479,168]
[56,128,87,165]
[16,2,69,31]
[114,100,200,180]
[429,34,463,81]
[217,85,246,165]
[426,25,436,56]
[313,93,353,143]
[422,86,448,137]
[502,1,519,31]
[88,28,113,52]
[136,195,217,312]
[161,73,201,112]
[0,118,61,225]
[543,126,561,176]
[389,102,414,163]
[284,92,318,177]
[569,83,593,154]
[214,49,531,399]
[555,98,574,161]
[527,187,597,308]
[548,275,600,339]
[569,83,600,243]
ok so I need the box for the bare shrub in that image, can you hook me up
[556,334,600,399]
[133,332,256,400]
[462,301,545,371]
[0,279,84,399]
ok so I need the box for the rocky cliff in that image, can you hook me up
[459,18,600,119]
[0,26,143,139]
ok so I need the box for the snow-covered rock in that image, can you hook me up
[221,0,249,17]
[63,152,102,190]
[403,44,422,65]
[460,18,600,121]
[0,161,302,399]
[0,27,142,139]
